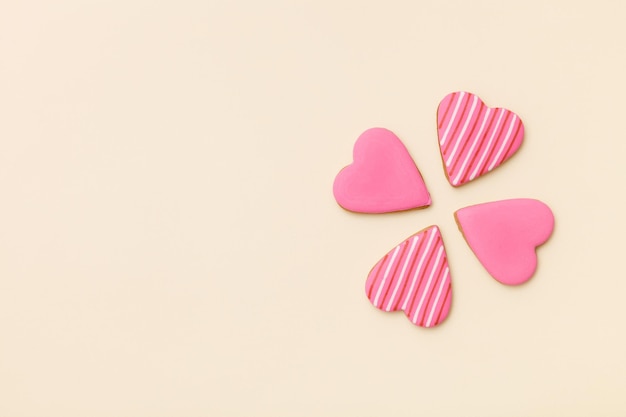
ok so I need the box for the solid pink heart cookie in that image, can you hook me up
[365,226,452,327]
[455,199,554,285]
[437,92,524,187]
[333,128,431,213]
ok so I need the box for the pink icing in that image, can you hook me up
[365,226,452,328]
[333,128,431,213]
[437,92,524,187]
[455,199,554,285]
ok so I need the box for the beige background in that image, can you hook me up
[1,1,625,415]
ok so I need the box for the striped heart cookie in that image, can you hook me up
[333,128,431,213]
[437,92,524,186]
[365,226,452,328]
[455,199,554,285]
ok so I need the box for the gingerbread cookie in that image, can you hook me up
[365,226,452,327]
[333,128,431,213]
[437,92,524,186]
[455,199,554,285]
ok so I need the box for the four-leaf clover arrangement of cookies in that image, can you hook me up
[333,91,555,328]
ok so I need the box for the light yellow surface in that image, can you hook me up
[1,1,625,415]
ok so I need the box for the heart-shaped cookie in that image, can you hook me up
[333,128,431,213]
[365,226,452,327]
[437,92,524,187]
[455,199,554,285]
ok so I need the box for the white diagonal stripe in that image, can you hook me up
[373,244,401,307]
[401,228,437,311]
[445,95,478,167]
[385,235,419,311]
[439,92,465,146]
[411,245,444,324]
[425,267,449,327]
[452,107,491,185]
[487,114,518,172]
[469,108,505,181]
